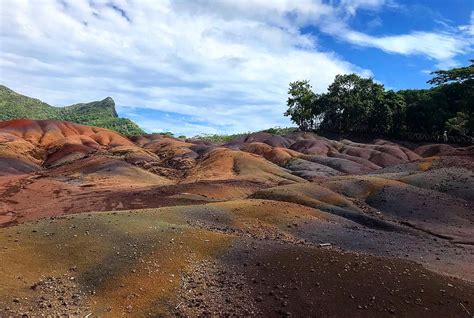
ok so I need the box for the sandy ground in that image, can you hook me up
[0,205,473,317]
[0,120,473,317]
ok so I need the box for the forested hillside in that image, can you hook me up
[0,85,144,136]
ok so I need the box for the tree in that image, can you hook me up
[285,75,406,134]
[446,112,470,136]
[400,89,441,133]
[322,74,388,133]
[284,61,473,138]
[285,80,317,131]
[384,90,406,134]
[428,60,474,85]
[426,60,474,135]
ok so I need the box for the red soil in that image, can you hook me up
[0,120,473,317]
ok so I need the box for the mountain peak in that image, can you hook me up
[100,97,118,117]
[0,85,144,136]
[102,96,115,104]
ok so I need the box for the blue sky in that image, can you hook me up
[1,1,472,136]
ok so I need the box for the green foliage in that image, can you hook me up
[399,61,473,135]
[193,133,248,142]
[0,85,57,120]
[446,112,470,135]
[193,127,297,142]
[155,131,174,137]
[285,80,318,131]
[322,74,391,133]
[0,85,144,136]
[261,127,298,135]
[286,75,403,134]
[383,90,406,133]
[285,61,473,137]
[398,89,447,133]
[428,60,474,85]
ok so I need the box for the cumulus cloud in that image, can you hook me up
[0,0,371,135]
[0,0,471,135]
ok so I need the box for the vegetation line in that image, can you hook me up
[284,61,473,139]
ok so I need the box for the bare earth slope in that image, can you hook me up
[0,120,473,317]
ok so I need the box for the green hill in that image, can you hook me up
[0,85,145,136]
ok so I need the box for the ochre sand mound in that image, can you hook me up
[0,120,473,316]
[0,119,133,147]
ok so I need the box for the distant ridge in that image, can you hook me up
[0,85,144,136]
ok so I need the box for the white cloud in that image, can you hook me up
[0,0,368,135]
[458,11,474,37]
[339,0,388,16]
[316,6,472,67]
[342,30,470,62]
[0,0,471,135]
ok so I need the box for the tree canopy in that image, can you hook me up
[285,80,317,131]
[285,61,473,137]
[427,60,474,85]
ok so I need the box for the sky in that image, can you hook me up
[0,0,473,136]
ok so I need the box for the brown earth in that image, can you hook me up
[0,119,473,317]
